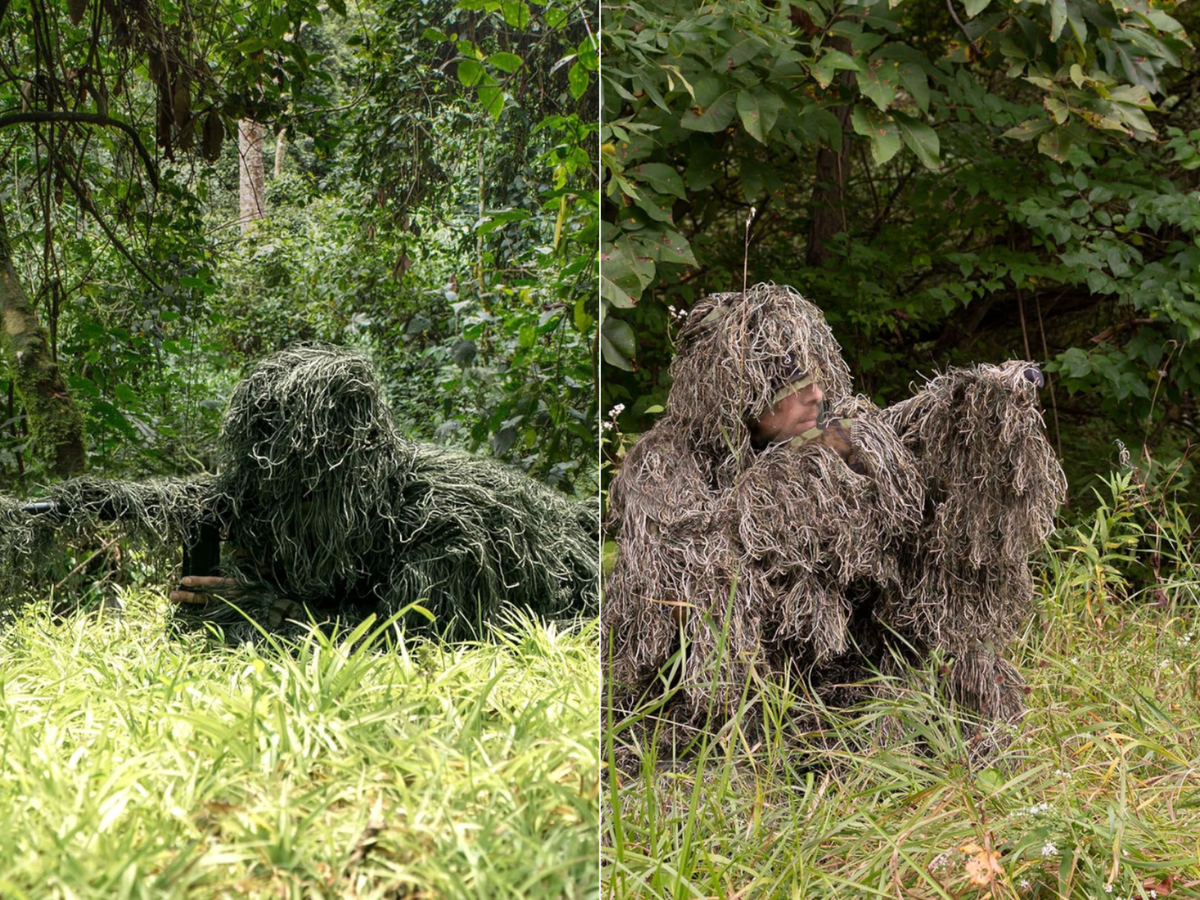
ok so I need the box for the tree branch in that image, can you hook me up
[57,164,162,291]
[0,111,158,190]
[944,0,984,60]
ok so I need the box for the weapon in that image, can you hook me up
[6,478,225,581]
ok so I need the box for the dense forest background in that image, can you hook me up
[0,0,599,495]
[600,0,1198,507]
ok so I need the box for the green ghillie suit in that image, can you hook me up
[1,346,598,642]
[603,284,1065,748]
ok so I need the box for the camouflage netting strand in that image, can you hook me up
[0,345,598,641]
[603,283,1066,753]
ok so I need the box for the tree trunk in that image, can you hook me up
[238,119,265,233]
[0,200,85,476]
[806,45,855,269]
[274,129,286,178]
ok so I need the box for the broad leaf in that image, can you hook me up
[736,90,784,143]
[851,105,902,165]
[894,113,940,168]
[680,91,738,132]
[632,162,686,199]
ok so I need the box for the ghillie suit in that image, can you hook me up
[876,362,1067,723]
[1,345,598,642]
[603,284,1065,751]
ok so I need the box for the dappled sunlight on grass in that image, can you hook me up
[0,592,599,899]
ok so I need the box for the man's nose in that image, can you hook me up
[810,383,824,402]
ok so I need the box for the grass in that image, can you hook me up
[603,475,1200,900]
[0,591,599,899]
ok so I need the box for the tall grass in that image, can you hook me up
[0,596,599,899]
[603,471,1200,900]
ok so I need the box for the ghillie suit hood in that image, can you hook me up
[1,345,598,642]
[603,284,1065,756]
[669,284,853,474]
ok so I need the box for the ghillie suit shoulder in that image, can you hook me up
[878,361,1067,725]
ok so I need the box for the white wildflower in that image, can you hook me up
[928,851,952,873]
[1040,842,1058,858]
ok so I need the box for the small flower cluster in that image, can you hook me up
[1015,801,1052,817]
[602,403,625,432]
[1040,841,1058,858]
[928,851,954,873]
[666,304,687,322]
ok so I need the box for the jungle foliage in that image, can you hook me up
[600,0,1199,505]
[0,0,598,493]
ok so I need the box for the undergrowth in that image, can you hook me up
[0,597,599,899]
[603,468,1200,899]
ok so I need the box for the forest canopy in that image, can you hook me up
[600,0,1198,503]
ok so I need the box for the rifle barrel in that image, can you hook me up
[21,501,57,514]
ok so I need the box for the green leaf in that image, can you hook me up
[631,163,686,200]
[736,90,784,143]
[851,105,902,165]
[1049,0,1067,41]
[963,0,991,15]
[235,36,268,53]
[1038,127,1073,162]
[573,298,595,334]
[723,36,768,68]
[457,59,485,87]
[894,113,940,168]
[857,57,898,111]
[478,84,505,119]
[327,0,346,14]
[601,318,637,371]
[476,209,532,235]
[878,45,930,113]
[680,91,737,132]
[487,52,524,74]
[568,62,589,100]
[500,0,531,28]
[1003,118,1056,141]
[811,49,860,89]
[600,274,635,308]
[634,228,697,266]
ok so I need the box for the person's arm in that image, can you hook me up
[169,575,241,604]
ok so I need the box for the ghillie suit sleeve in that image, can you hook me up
[0,475,223,599]
[878,361,1067,724]
[603,423,741,730]
[1,345,598,642]
[733,404,925,680]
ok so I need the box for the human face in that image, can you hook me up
[753,380,825,444]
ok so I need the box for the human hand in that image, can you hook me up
[169,575,241,604]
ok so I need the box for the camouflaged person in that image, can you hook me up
[603,283,1066,754]
[603,284,927,744]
